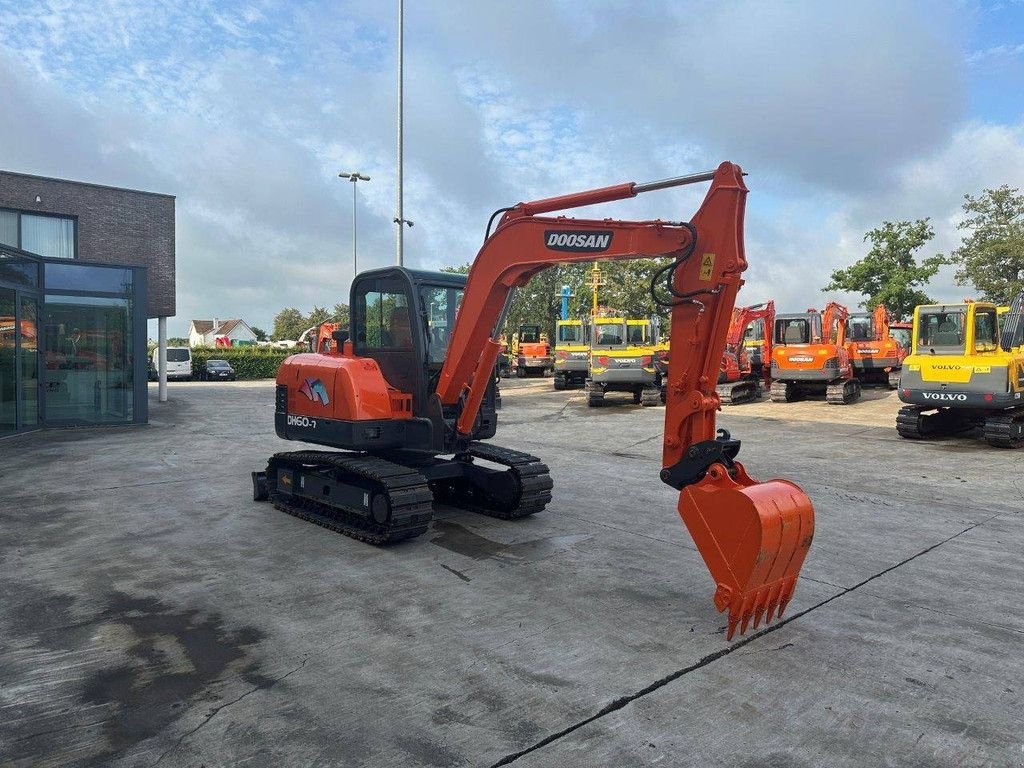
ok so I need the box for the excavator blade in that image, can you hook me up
[677,461,813,640]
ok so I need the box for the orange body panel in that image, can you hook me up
[278,352,409,421]
[518,341,550,359]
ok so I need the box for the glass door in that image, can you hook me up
[20,295,38,428]
[0,287,14,433]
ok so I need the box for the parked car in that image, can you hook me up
[199,359,236,381]
[151,346,192,380]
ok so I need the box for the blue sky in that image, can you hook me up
[1,0,1022,336]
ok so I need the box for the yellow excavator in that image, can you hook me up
[897,292,1024,447]
[553,318,590,389]
[587,314,662,407]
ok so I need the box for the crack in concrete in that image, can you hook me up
[489,518,993,766]
[150,656,309,767]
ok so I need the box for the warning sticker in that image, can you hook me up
[699,253,716,281]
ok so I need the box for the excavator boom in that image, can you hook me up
[437,162,814,637]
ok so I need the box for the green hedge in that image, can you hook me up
[190,346,294,380]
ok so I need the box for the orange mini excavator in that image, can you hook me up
[770,301,861,405]
[718,301,775,405]
[845,304,907,388]
[252,163,814,639]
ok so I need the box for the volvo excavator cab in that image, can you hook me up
[897,297,1024,447]
[587,316,661,407]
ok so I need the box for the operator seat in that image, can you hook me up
[932,319,961,347]
[784,323,805,344]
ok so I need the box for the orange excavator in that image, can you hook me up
[299,322,345,354]
[770,301,861,404]
[252,163,814,639]
[845,304,907,388]
[717,301,775,405]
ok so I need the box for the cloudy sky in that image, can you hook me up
[2,0,1023,336]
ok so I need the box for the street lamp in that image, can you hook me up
[338,171,370,277]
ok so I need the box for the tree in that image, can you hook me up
[272,308,307,341]
[824,219,942,321]
[945,185,1024,304]
[250,326,268,342]
[331,303,350,328]
[306,305,331,327]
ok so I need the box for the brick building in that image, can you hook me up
[0,171,175,435]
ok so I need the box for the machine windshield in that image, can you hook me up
[890,327,911,349]
[519,325,541,344]
[421,285,464,364]
[916,308,966,354]
[356,283,413,350]
[774,318,810,345]
[846,314,875,342]
[592,322,626,347]
[557,323,583,344]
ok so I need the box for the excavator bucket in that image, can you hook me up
[677,462,814,639]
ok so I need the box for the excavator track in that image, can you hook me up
[716,380,761,405]
[895,405,977,440]
[640,386,662,407]
[983,410,1024,448]
[769,381,797,402]
[433,442,553,520]
[826,378,861,405]
[258,451,434,545]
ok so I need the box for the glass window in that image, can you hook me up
[519,325,541,344]
[593,322,626,347]
[974,308,998,353]
[557,323,583,343]
[20,296,38,427]
[167,348,190,362]
[627,324,649,345]
[46,263,131,293]
[891,327,912,349]
[846,315,874,342]
[21,214,75,258]
[43,295,133,424]
[917,309,966,354]
[356,286,412,350]
[775,318,810,345]
[0,210,17,247]
[0,287,15,432]
[421,285,464,364]
[0,249,41,289]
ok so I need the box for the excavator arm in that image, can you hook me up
[822,301,850,346]
[438,162,814,638]
[726,301,775,383]
[872,304,890,343]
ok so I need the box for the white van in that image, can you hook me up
[153,346,193,380]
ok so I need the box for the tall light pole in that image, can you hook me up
[396,0,405,265]
[339,171,370,277]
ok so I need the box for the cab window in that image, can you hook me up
[626,324,649,344]
[557,324,582,343]
[593,323,625,347]
[519,326,541,344]
[846,315,874,342]
[421,285,464,364]
[775,318,810,345]
[355,283,413,350]
[974,308,997,353]
[917,309,966,354]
